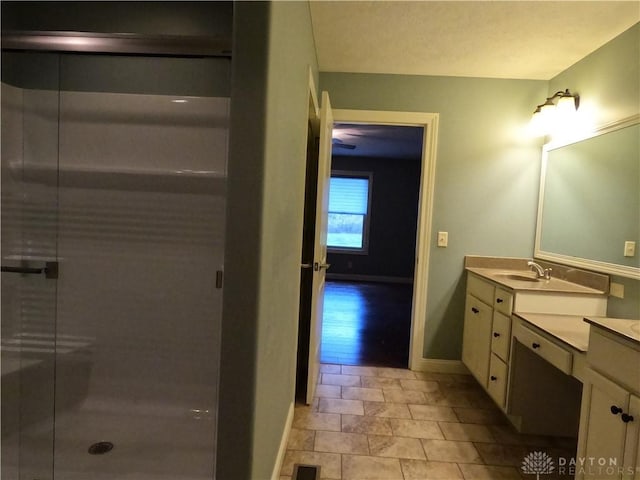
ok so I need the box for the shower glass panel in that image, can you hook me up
[1,51,60,480]
[1,50,228,479]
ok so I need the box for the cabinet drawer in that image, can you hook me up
[491,311,511,362]
[494,288,513,315]
[467,274,495,306]
[513,320,572,375]
[487,353,508,408]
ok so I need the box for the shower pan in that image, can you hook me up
[1,42,229,479]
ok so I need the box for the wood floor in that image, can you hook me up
[320,280,413,368]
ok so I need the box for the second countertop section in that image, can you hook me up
[514,313,591,352]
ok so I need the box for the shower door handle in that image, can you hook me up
[1,261,58,279]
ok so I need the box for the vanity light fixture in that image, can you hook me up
[530,89,580,136]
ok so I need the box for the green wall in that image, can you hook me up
[218,2,318,478]
[549,23,640,319]
[549,24,639,128]
[320,73,546,359]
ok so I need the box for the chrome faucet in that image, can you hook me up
[528,261,552,280]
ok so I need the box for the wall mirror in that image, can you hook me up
[534,114,640,279]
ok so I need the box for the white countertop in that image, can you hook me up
[515,313,591,352]
[585,317,640,345]
[467,267,606,294]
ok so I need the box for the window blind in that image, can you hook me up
[329,177,369,214]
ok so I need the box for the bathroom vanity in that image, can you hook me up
[462,256,609,435]
[462,256,640,478]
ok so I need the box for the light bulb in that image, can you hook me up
[556,95,577,117]
[530,109,549,136]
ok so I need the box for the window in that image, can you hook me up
[327,172,372,253]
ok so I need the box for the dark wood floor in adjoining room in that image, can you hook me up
[320,280,413,368]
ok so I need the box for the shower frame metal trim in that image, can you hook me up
[1,30,232,57]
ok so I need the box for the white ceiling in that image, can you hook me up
[310,1,640,80]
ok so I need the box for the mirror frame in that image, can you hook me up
[534,114,640,280]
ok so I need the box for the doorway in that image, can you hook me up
[296,107,439,392]
[321,122,424,368]
[328,110,439,372]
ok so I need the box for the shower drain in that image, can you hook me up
[88,441,114,455]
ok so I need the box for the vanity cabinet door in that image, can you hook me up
[578,368,629,479]
[462,293,492,386]
[487,353,508,408]
[623,394,639,480]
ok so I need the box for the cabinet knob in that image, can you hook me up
[471,307,479,314]
[532,342,540,349]
[622,413,634,423]
[493,332,500,338]
[490,375,497,381]
[496,298,504,303]
[611,405,623,415]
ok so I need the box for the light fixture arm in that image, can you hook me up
[533,88,580,112]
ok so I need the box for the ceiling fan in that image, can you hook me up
[331,138,356,150]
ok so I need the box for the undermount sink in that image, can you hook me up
[494,273,541,283]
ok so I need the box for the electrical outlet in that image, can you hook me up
[610,282,624,299]
[624,241,636,257]
[437,231,448,247]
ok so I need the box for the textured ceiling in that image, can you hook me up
[310,1,640,80]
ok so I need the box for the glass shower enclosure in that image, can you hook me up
[1,45,228,479]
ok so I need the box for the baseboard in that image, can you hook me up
[326,273,413,284]
[411,358,470,375]
[271,401,294,480]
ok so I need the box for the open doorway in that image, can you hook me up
[296,103,439,402]
[320,123,423,368]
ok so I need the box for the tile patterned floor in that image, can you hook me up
[280,364,576,480]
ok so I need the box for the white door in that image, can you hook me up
[306,91,333,404]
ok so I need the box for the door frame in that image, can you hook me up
[331,109,439,370]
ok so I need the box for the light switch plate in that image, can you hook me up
[610,282,624,299]
[624,241,636,257]
[437,231,448,247]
